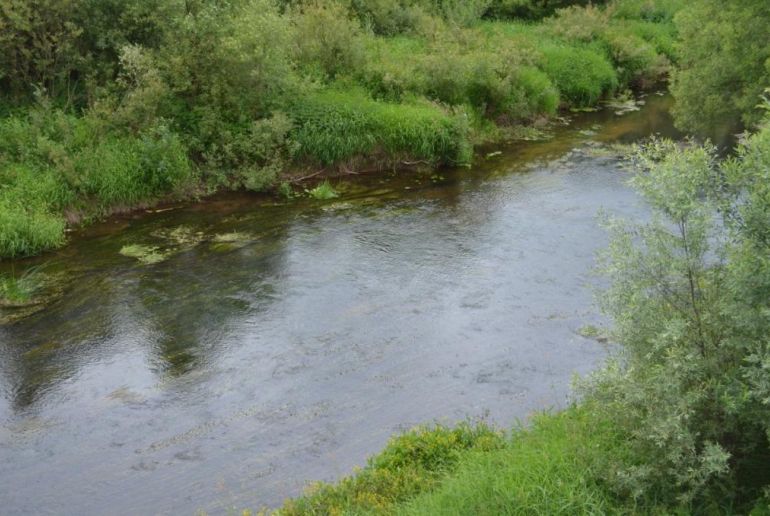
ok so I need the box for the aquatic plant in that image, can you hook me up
[119,244,169,265]
[307,180,339,200]
[0,267,45,306]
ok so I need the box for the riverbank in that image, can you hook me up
[0,0,682,259]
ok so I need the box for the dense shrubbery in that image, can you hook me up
[582,103,770,511]
[671,0,770,134]
[0,0,682,257]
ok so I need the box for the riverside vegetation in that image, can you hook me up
[0,0,690,259]
[3,0,770,513]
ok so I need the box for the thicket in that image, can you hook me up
[671,0,770,134]
[0,0,682,257]
[276,94,770,515]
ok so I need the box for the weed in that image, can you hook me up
[307,180,339,200]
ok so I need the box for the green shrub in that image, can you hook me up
[348,0,430,35]
[581,115,770,510]
[290,1,368,79]
[671,0,770,133]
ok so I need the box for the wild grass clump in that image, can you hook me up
[278,421,505,515]
[538,44,618,107]
[289,89,472,166]
[0,202,66,258]
[0,109,193,258]
[307,180,339,200]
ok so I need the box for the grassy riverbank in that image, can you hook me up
[0,0,683,258]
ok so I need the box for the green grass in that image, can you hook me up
[275,407,642,515]
[289,89,472,166]
[0,112,193,258]
[538,44,619,107]
[399,410,624,515]
[278,422,506,515]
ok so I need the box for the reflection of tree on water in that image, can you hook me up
[134,224,289,378]
[0,273,121,412]
[0,220,290,413]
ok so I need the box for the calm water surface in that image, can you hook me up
[0,95,680,514]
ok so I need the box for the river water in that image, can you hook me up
[0,94,679,514]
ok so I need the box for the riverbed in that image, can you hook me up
[0,94,679,514]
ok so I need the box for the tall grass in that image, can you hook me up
[289,89,472,166]
[0,111,193,257]
[538,44,619,107]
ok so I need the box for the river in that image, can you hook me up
[0,94,680,514]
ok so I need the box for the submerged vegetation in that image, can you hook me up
[0,0,686,258]
[0,267,45,306]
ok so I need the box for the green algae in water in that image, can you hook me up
[120,244,170,264]
[151,225,206,248]
[210,232,254,252]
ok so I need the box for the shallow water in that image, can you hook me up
[0,94,680,514]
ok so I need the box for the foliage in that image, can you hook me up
[485,0,608,20]
[538,44,618,107]
[401,408,628,515]
[580,110,770,511]
[0,0,684,258]
[290,1,367,79]
[0,107,193,256]
[278,421,505,515]
[671,0,770,133]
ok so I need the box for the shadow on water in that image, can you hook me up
[0,93,710,514]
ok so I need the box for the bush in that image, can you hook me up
[290,1,367,79]
[671,0,770,133]
[581,113,770,510]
